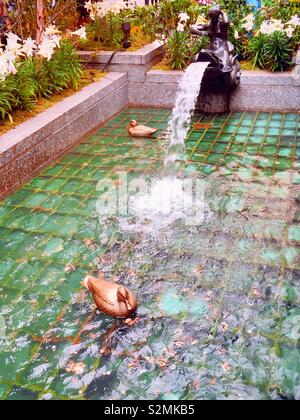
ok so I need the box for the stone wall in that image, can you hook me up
[128,69,300,112]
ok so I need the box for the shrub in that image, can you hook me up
[263,31,293,72]
[249,33,267,69]
[166,31,191,70]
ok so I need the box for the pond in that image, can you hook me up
[0,108,299,400]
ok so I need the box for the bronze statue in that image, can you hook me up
[191,5,240,89]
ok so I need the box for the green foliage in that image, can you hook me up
[260,0,300,21]
[263,31,293,71]
[84,8,135,49]
[0,40,83,121]
[0,78,17,122]
[166,31,191,70]
[249,33,267,69]
[249,31,293,71]
[166,30,209,70]
[42,39,83,91]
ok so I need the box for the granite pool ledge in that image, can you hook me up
[0,72,128,198]
[128,69,300,111]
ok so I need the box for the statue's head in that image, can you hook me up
[208,6,222,20]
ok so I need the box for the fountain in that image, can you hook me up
[191,5,241,113]
[129,6,242,226]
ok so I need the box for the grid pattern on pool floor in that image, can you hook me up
[0,108,299,400]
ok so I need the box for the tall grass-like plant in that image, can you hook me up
[263,31,293,72]
[249,31,293,71]
[166,31,191,70]
[43,39,83,91]
[249,33,267,69]
[0,40,83,121]
[0,78,17,122]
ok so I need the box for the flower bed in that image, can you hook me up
[0,69,105,137]
[76,0,299,72]
[0,30,83,123]
[0,0,299,126]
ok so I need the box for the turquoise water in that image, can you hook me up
[0,108,299,400]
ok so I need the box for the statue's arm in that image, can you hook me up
[221,11,230,26]
[191,24,209,36]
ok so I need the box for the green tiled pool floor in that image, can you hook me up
[0,108,299,400]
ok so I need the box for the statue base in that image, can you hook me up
[196,89,230,114]
[195,68,232,114]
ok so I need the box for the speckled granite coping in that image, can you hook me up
[0,73,128,198]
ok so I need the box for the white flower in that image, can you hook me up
[259,19,284,35]
[285,25,294,38]
[286,15,300,27]
[45,25,61,36]
[21,38,37,57]
[260,21,274,35]
[271,19,284,32]
[37,38,56,61]
[0,52,9,80]
[241,13,255,32]
[5,51,18,74]
[177,23,185,33]
[178,13,190,23]
[0,50,18,78]
[6,33,22,56]
[84,0,132,20]
[234,30,240,40]
[49,34,61,48]
[71,26,87,40]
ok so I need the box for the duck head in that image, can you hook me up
[82,276,91,290]
[127,120,138,129]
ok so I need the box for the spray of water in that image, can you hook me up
[122,62,210,233]
[164,62,210,173]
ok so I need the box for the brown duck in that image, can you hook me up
[127,120,158,138]
[83,276,138,319]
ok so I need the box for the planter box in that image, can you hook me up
[78,40,164,82]
[0,73,128,198]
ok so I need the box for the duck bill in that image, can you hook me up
[81,276,91,290]
[125,296,136,313]
[125,301,133,312]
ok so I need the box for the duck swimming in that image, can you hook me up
[127,120,158,138]
[83,276,138,319]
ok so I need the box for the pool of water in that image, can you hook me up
[0,108,299,400]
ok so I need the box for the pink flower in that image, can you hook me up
[197,0,213,5]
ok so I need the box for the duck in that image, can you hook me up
[127,120,158,138]
[83,275,138,319]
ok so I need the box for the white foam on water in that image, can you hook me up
[118,176,211,234]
